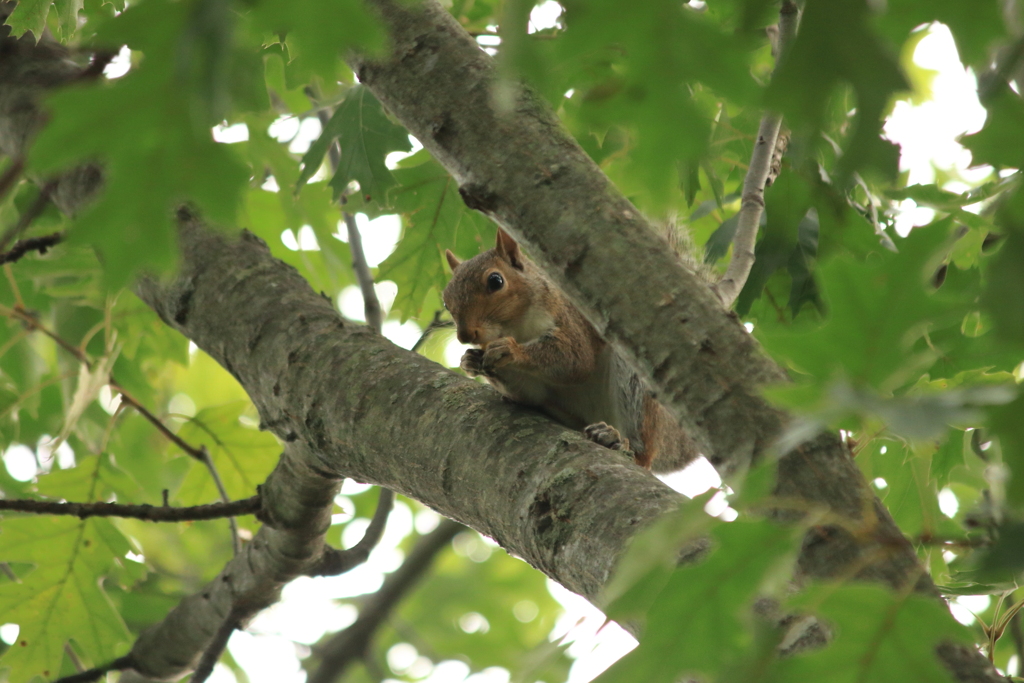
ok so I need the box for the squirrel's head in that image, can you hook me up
[442,229,537,346]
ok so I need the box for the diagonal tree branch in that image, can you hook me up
[0,4,1000,682]
[309,519,463,683]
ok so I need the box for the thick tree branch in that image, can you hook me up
[0,495,261,521]
[122,440,343,680]
[349,0,788,474]
[0,5,1000,682]
[133,215,684,626]
[343,2,999,680]
[309,519,463,683]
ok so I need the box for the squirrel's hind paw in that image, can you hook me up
[584,422,629,452]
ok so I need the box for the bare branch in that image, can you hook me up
[2,304,243,552]
[343,211,384,334]
[0,179,57,252]
[311,488,395,577]
[311,100,385,334]
[411,310,453,353]
[50,655,133,683]
[189,608,243,683]
[197,444,243,555]
[0,231,63,265]
[308,519,463,683]
[714,1,800,308]
[0,156,23,203]
[0,495,261,521]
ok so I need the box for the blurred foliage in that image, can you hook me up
[1,0,1023,682]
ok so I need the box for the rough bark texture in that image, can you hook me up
[136,218,683,602]
[0,3,1001,681]
[345,2,1000,680]
[345,0,928,592]
[350,0,787,476]
[127,441,341,679]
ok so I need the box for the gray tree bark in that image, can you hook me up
[0,3,1000,682]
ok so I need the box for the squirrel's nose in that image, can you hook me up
[457,327,477,344]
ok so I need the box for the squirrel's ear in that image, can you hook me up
[495,229,524,269]
[445,249,462,272]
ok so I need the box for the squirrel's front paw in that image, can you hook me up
[584,422,630,452]
[460,348,485,377]
[482,337,521,373]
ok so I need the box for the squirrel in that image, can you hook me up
[442,229,700,472]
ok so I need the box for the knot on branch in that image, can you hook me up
[459,182,499,213]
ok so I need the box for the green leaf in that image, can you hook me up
[931,430,966,488]
[542,0,757,205]
[980,232,1024,350]
[299,85,412,204]
[989,394,1024,506]
[962,89,1024,169]
[599,520,799,683]
[377,155,495,320]
[4,0,51,40]
[874,0,1004,68]
[28,0,250,289]
[764,584,971,683]
[766,0,908,181]
[395,530,570,679]
[757,222,961,394]
[53,0,84,41]
[174,402,280,504]
[249,0,384,80]
[600,495,715,619]
[0,514,131,682]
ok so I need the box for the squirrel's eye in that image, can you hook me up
[487,272,504,292]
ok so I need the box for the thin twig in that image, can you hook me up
[0,494,261,521]
[5,303,203,460]
[0,231,63,264]
[190,608,244,683]
[311,487,395,576]
[714,1,800,309]
[63,643,85,673]
[198,445,242,555]
[0,179,57,252]
[0,562,18,581]
[3,304,243,552]
[50,655,133,683]
[312,101,386,333]
[0,156,24,204]
[343,212,384,333]
[411,310,454,353]
[308,519,463,683]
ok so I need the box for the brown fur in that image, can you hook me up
[443,230,699,472]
